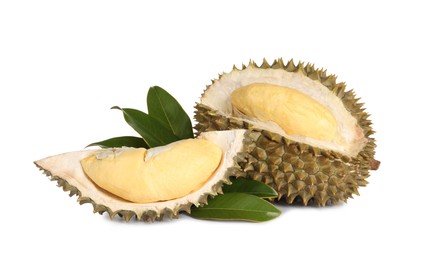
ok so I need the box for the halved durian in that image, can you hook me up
[195,59,378,206]
[35,130,247,221]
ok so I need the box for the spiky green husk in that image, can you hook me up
[195,58,377,206]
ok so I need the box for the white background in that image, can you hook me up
[1,1,420,259]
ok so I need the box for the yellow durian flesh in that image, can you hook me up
[231,83,339,142]
[81,139,222,203]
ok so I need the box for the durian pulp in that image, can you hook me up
[231,83,341,143]
[201,67,368,157]
[81,139,222,203]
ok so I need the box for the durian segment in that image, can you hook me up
[201,62,367,158]
[81,139,222,203]
[195,59,377,206]
[231,83,339,142]
[35,130,247,221]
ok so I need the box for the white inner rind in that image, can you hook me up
[201,67,367,157]
[34,130,246,216]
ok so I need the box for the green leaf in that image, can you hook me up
[86,136,149,149]
[111,106,179,147]
[190,193,281,222]
[147,86,194,140]
[223,178,278,198]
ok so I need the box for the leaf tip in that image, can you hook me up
[85,142,101,149]
[110,106,122,110]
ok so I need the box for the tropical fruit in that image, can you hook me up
[35,130,247,221]
[195,59,378,206]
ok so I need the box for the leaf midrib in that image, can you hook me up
[155,90,176,135]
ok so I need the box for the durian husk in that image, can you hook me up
[194,59,377,206]
[35,130,247,221]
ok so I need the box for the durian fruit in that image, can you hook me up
[195,59,378,206]
[35,130,247,221]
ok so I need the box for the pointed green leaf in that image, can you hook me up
[147,86,193,140]
[86,136,149,149]
[190,193,281,222]
[111,106,179,147]
[223,178,278,198]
